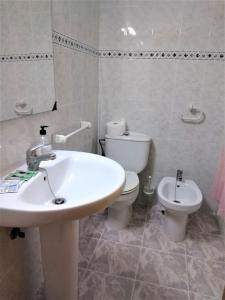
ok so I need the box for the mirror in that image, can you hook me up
[0,0,55,121]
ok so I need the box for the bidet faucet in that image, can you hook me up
[176,169,183,182]
[26,144,56,171]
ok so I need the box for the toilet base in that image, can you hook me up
[164,210,188,242]
[107,205,132,229]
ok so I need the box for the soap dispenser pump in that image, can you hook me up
[39,125,52,154]
[40,125,49,145]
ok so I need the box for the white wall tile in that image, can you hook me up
[99,0,225,213]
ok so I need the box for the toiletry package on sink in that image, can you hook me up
[0,170,38,193]
[5,170,38,181]
[0,180,24,193]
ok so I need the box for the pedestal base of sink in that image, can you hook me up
[39,220,79,300]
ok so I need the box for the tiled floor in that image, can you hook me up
[79,204,225,300]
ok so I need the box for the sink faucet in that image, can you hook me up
[26,144,56,171]
[176,169,183,182]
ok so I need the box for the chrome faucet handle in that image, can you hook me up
[26,144,44,157]
[176,169,183,181]
[26,144,56,171]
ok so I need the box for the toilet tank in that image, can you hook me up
[105,132,151,173]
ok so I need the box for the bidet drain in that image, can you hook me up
[53,198,66,205]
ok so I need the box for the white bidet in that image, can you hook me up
[157,177,202,242]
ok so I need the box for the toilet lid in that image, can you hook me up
[122,171,139,194]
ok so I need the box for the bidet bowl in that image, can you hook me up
[157,177,202,214]
[157,176,203,242]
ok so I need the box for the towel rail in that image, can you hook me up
[53,121,92,143]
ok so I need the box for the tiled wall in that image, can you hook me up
[52,0,99,154]
[98,0,225,215]
[0,1,99,298]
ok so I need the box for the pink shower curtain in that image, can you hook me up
[213,151,225,217]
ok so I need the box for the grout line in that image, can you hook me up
[184,241,191,300]
[141,218,147,248]
[130,243,144,299]
[79,266,190,294]
[185,254,225,265]
[188,228,222,237]
[79,217,106,270]
[130,215,147,300]
[133,277,190,294]
[79,266,135,282]
[98,235,186,257]
[130,279,136,300]
[82,238,99,271]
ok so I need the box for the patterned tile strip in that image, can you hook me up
[53,30,225,61]
[2,30,224,62]
[99,49,225,61]
[52,30,100,57]
[53,31,225,61]
[0,52,53,63]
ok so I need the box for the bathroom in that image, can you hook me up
[0,0,225,299]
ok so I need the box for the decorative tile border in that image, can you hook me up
[0,52,53,63]
[52,30,100,57]
[53,31,225,61]
[99,50,225,61]
[4,30,222,62]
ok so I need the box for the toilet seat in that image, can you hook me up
[122,171,139,195]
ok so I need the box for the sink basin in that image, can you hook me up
[0,150,125,299]
[0,150,125,227]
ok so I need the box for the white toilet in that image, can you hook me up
[157,176,203,242]
[105,131,151,229]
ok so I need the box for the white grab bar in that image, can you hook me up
[53,121,92,143]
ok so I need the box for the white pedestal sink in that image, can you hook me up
[40,221,79,300]
[0,151,125,299]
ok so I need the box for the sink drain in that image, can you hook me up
[173,200,181,203]
[53,198,66,205]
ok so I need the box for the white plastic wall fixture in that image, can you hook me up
[53,121,92,143]
[181,104,205,124]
